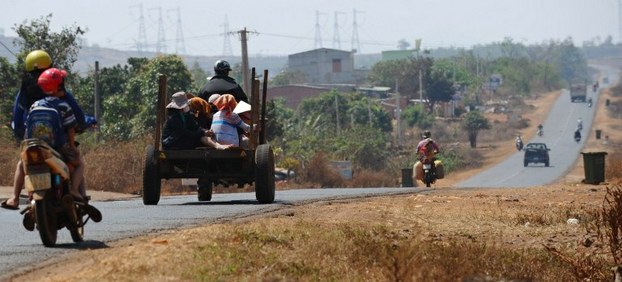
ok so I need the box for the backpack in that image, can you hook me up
[25,99,64,149]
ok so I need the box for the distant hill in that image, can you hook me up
[0,35,381,77]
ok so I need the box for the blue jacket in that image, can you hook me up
[12,89,86,140]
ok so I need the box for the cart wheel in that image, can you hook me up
[255,144,275,203]
[197,179,212,201]
[142,145,161,205]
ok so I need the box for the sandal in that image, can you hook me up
[1,199,19,210]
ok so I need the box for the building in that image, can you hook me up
[288,48,355,84]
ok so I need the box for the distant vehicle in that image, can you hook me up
[570,84,587,102]
[523,143,550,167]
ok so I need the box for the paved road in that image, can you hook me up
[0,187,416,279]
[457,65,616,188]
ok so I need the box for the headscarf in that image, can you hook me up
[188,97,211,116]
[212,94,237,117]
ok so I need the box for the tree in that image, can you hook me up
[402,103,434,130]
[0,57,19,124]
[12,14,85,72]
[189,60,208,92]
[271,69,307,86]
[425,69,455,112]
[462,111,491,148]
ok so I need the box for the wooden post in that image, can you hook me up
[260,69,269,144]
[250,68,259,150]
[155,74,167,151]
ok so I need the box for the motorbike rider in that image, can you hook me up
[2,51,81,210]
[577,118,583,131]
[413,130,441,182]
[587,97,593,107]
[537,124,543,136]
[574,127,582,142]
[515,135,523,150]
[198,60,249,103]
[2,68,101,222]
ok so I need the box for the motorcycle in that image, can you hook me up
[515,139,523,151]
[18,138,101,247]
[588,101,593,108]
[574,130,582,143]
[421,156,437,188]
[537,128,543,137]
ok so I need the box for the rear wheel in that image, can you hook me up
[255,144,275,203]
[545,161,550,167]
[197,179,213,201]
[35,193,58,247]
[142,145,161,205]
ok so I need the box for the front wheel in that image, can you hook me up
[423,171,433,187]
[35,193,58,247]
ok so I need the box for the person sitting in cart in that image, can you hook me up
[162,91,230,150]
[187,95,214,129]
[210,94,252,147]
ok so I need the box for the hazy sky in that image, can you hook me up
[2,0,619,56]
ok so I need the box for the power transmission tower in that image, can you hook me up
[148,6,166,54]
[129,4,148,53]
[314,10,326,49]
[332,11,345,49]
[168,7,185,54]
[221,15,233,56]
[351,9,363,53]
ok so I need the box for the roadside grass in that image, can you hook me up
[142,201,601,281]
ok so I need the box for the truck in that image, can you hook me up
[570,84,587,102]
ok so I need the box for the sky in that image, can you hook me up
[1,0,619,57]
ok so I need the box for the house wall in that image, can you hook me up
[288,48,355,84]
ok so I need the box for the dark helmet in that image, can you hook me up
[422,130,431,139]
[214,60,232,74]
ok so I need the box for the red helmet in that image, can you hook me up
[37,68,67,94]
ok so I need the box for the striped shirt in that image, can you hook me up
[210,110,250,146]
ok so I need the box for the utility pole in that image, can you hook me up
[395,79,402,147]
[94,61,101,127]
[231,28,257,96]
[335,95,341,135]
